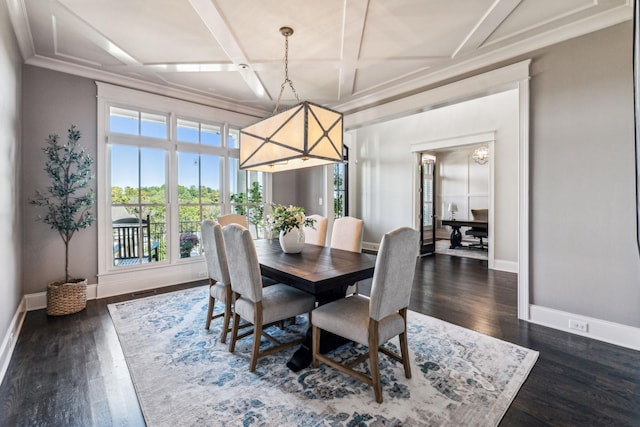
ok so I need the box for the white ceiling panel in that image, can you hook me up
[361,0,496,58]
[9,0,631,114]
[58,0,230,63]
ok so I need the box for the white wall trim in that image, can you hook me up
[97,260,207,298]
[0,299,27,387]
[410,131,497,152]
[492,259,518,273]
[517,76,531,321]
[529,305,640,352]
[362,241,380,252]
[345,60,531,130]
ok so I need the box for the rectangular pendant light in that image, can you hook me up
[240,101,343,172]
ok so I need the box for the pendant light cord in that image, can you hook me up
[274,29,300,113]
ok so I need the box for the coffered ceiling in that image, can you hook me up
[6,0,632,116]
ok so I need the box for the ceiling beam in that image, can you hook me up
[338,0,368,100]
[453,0,523,58]
[188,0,269,101]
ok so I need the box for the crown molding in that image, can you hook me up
[5,0,35,60]
[24,55,267,119]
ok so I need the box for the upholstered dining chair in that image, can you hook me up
[201,220,233,343]
[312,226,420,403]
[217,213,249,228]
[222,223,316,372]
[330,216,364,253]
[304,214,328,246]
[330,216,364,294]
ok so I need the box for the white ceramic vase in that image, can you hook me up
[279,227,305,253]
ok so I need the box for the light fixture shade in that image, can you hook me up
[240,101,343,172]
[472,146,489,165]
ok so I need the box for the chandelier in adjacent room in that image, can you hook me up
[472,146,489,165]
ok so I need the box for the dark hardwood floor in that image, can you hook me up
[1,254,638,426]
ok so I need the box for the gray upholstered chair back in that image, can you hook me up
[369,227,420,321]
[200,220,231,286]
[221,223,263,303]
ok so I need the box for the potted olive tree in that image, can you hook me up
[30,125,95,316]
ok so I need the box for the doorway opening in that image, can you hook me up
[412,132,495,266]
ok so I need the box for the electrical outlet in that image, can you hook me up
[568,319,588,333]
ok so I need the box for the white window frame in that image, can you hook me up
[96,82,264,298]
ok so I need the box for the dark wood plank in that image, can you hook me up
[1,254,638,426]
[254,239,376,296]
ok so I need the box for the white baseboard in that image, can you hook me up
[0,298,27,387]
[529,304,640,351]
[492,259,518,273]
[362,241,380,252]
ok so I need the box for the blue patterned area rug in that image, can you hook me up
[108,286,538,426]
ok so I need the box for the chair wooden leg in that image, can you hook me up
[205,295,215,330]
[250,321,262,372]
[368,319,382,403]
[399,331,411,378]
[229,311,240,353]
[399,308,411,378]
[249,302,263,372]
[312,325,320,368]
[221,302,231,344]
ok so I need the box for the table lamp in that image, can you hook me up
[447,202,458,220]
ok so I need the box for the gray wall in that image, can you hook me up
[21,66,97,294]
[530,22,640,326]
[272,166,325,217]
[0,0,23,345]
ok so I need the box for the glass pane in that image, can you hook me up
[140,148,166,204]
[177,119,199,143]
[334,162,346,218]
[202,205,221,221]
[140,112,167,139]
[178,152,200,204]
[201,154,220,203]
[201,124,221,146]
[178,205,202,258]
[148,207,167,262]
[112,207,165,266]
[110,107,139,135]
[246,205,264,239]
[111,144,139,204]
[228,128,239,148]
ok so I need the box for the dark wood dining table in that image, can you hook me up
[253,238,377,371]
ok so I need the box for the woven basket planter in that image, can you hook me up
[46,278,88,316]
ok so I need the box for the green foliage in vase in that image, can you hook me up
[30,125,95,282]
[266,204,315,235]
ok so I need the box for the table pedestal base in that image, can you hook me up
[287,287,351,372]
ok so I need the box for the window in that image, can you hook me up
[333,145,349,218]
[98,83,270,285]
